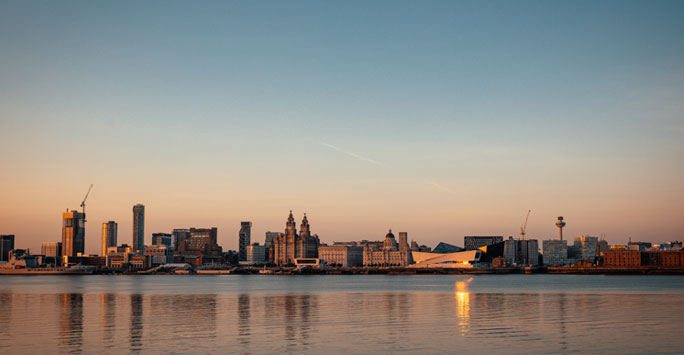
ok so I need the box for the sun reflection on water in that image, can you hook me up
[455,278,473,335]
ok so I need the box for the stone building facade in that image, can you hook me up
[318,245,363,267]
[272,211,320,266]
[363,230,412,267]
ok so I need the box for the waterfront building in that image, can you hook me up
[464,236,503,250]
[1,234,15,262]
[144,245,172,266]
[152,233,172,248]
[101,221,118,256]
[245,243,267,265]
[602,250,642,267]
[363,230,412,267]
[265,231,279,261]
[410,240,432,252]
[132,204,145,252]
[409,250,482,268]
[432,242,464,254]
[628,241,652,251]
[318,244,363,267]
[62,210,86,257]
[183,228,222,256]
[109,254,149,270]
[106,244,133,255]
[503,237,540,266]
[172,229,191,252]
[543,239,568,266]
[602,250,684,267]
[272,211,320,266]
[239,221,252,262]
[41,242,62,257]
[398,232,408,251]
[265,232,278,248]
[574,235,599,263]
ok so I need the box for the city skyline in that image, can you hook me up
[2,0,684,252]
[3,203,680,255]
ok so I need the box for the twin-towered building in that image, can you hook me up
[272,211,320,265]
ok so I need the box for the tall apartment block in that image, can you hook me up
[132,204,145,252]
[62,210,86,257]
[0,234,15,261]
[102,221,118,256]
[239,221,252,261]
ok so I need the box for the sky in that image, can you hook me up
[1,0,683,253]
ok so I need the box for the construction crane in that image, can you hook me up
[520,209,531,241]
[80,184,93,220]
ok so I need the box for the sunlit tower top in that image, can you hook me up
[556,216,566,241]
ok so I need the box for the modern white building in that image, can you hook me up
[409,250,482,268]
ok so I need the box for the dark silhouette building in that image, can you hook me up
[239,222,252,262]
[0,234,14,261]
[62,210,85,257]
[132,204,145,252]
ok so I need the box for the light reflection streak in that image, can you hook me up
[455,278,473,335]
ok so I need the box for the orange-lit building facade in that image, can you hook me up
[602,251,684,267]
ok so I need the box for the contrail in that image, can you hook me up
[319,142,382,165]
[428,180,459,196]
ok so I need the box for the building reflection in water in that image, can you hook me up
[130,294,144,352]
[59,293,83,354]
[261,294,318,351]
[238,294,251,345]
[455,278,472,335]
[0,294,11,344]
[100,293,117,349]
[558,293,568,351]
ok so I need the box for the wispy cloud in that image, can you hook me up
[428,180,459,197]
[319,142,382,165]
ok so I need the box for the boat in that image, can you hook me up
[0,249,94,275]
[258,266,274,274]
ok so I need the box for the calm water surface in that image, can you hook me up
[1,275,684,354]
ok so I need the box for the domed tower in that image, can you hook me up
[383,229,398,251]
[285,210,297,237]
[556,216,566,241]
[300,213,311,238]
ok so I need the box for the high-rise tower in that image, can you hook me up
[556,216,566,241]
[102,221,118,256]
[0,235,15,262]
[239,221,252,262]
[132,204,145,252]
[62,210,86,257]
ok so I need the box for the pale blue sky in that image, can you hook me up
[1,0,683,252]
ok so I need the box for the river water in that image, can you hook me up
[1,274,684,354]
